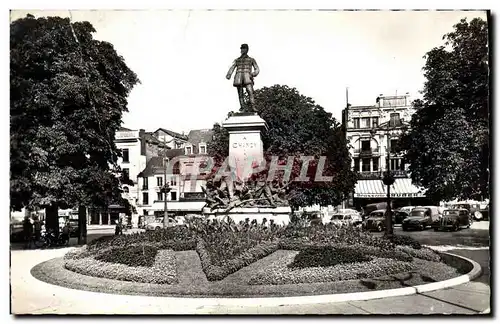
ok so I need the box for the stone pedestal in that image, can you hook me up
[222,112,268,182]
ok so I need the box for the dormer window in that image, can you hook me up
[199,143,207,154]
[185,146,192,155]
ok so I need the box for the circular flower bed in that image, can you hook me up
[62,219,455,288]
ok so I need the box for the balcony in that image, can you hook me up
[357,170,409,180]
[353,147,380,156]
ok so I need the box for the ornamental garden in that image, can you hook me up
[58,219,468,297]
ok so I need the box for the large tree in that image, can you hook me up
[208,85,357,209]
[399,17,489,202]
[10,14,139,238]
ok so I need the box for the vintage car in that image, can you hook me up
[402,206,441,231]
[392,210,410,224]
[398,206,416,214]
[330,212,363,227]
[145,217,179,231]
[448,202,483,221]
[363,209,388,232]
[480,204,489,221]
[432,208,472,231]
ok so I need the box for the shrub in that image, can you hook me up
[95,244,158,267]
[288,246,372,269]
[196,238,279,281]
[388,234,422,249]
[248,253,415,285]
[64,249,178,284]
[396,246,442,262]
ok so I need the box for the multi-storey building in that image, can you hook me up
[343,93,432,209]
[136,129,213,224]
[88,127,166,226]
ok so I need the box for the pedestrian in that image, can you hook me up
[115,219,123,236]
[22,216,33,249]
[61,221,70,245]
[33,216,42,243]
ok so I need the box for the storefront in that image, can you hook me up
[353,178,432,210]
[149,201,206,217]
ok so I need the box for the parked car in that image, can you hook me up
[363,202,387,219]
[432,208,472,231]
[480,204,489,221]
[448,202,483,221]
[145,217,178,231]
[330,212,363,227]
[392,210,410,224]
[363,209,388,232]
[402,206,441,231]
[398,206,416,214]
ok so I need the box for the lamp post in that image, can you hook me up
[371,108,395,238]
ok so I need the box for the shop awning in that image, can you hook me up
[151,201,206,212]
[354,178,426,198]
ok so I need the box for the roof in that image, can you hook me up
[119,126,133,131]
[137,150,185,177]
[186,129,214,154]
[153,128,188,141]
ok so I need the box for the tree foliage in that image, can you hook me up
[399,17,489,202]
[208,85,357,209]
[10,15,139,217]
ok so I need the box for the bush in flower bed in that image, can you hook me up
[288,246,372,269]
[64,249,178,284]
[248,252,415,285]
[94,244,158,267]
[196,238,280,281]
[387,234,422,250]
[395,245,442,262]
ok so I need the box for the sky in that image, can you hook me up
[9,9,488,134]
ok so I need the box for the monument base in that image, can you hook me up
[203,206,292,226]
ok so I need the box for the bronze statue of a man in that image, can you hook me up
[226,43,260,112]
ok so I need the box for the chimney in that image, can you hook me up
[139,129,146,155]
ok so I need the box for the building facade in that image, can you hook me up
[343,94,432,210]
[89,127,166,226]
[136,129,214,224]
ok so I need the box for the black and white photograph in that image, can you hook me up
[8,5,491,316]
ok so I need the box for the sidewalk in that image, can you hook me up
[10,248,490,314]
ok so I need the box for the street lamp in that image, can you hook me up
[371,110,395,238]
[162,157,172,229]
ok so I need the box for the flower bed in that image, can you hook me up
[95,245,158,267]
[248,251,416,285]
[196,238,280,281]
[64,248,178,284]
[288,246,372,269]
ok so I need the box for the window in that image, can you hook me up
[170,177,177,186]
[354,158,360,171]
[390,113,401,127]
[122,168,129,180]
[143,210,149,216]
[390,159,402,171]
[372,117,379,128]
[361,140,370,152]
[361,117,370,128]
[171,191,177,201]
[199,145,206,154]
[122,148,129,163]
[173,162,180,175]
[142,177,148,190]
[185,146,192,155]
[362,158,371,172]
[157,177,163,187]
[372,158,379,172]
[353,118,360,128]
[123,186,129,193]
[157,192,163,201]
[142,192,149,205]
[390,139,399,153]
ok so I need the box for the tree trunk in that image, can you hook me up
[78,206,87,245]
[45,203,59,236]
